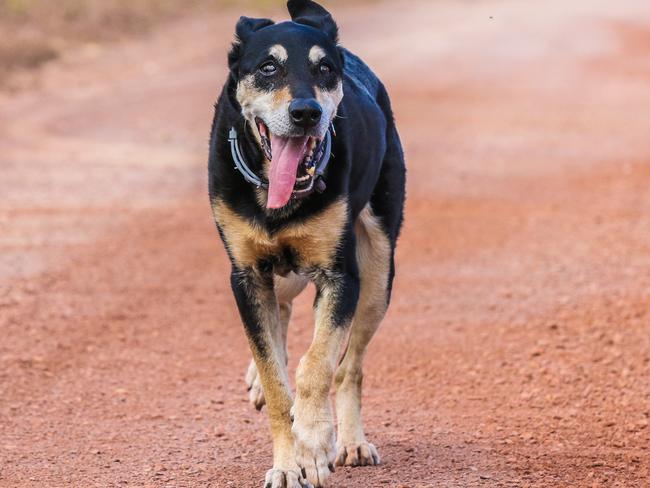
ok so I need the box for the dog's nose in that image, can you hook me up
[289,99,322,128]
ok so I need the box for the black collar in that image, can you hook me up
[228,125,334,199]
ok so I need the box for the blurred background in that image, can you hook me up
[0,0,285,82]
[1,0,649,486]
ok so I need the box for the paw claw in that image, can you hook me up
[293,415,336,487]
[264,468,311,488]
[335,442,381,468]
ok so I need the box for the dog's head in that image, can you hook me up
[228,0,344,209]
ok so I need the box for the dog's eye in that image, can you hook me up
[319,63,332,75]
[259,62,277,76]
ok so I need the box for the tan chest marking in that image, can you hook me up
[212,199,349,270]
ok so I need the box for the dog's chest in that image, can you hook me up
[212,199,348,271]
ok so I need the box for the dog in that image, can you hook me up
[208,1,405,486]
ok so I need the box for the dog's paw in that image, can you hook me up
[264,468,313,488]
[245,359,266,411]
[335,441,381,467]
[291,406,336,487]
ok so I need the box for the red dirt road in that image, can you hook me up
[2,1,650,486]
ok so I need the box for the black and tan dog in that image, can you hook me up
[208,1,405,486]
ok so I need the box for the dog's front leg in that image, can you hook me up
[230,266,311,488]
[293,262,360,487]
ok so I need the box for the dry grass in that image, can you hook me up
[0,0,285,82]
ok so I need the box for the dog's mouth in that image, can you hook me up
[256,118,324,209]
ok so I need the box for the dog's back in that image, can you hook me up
[340,47,405,246]
[343,48,382,101]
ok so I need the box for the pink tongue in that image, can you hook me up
[267,135,310,209]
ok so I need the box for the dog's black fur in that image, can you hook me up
[208,1,405,486]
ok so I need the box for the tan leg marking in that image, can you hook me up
[236,278,299,477]
[292,282,348,487]
[247,273,309,410]
[334,205,391,467]
[235,276,312,487]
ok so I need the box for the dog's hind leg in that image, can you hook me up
[246,273,309,410]
[334,205,392,467]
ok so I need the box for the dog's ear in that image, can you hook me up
[235,16,275,43]
[287,0,338,43]
[229,16,274,78]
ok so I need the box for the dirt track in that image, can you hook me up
[2,1,650,486]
